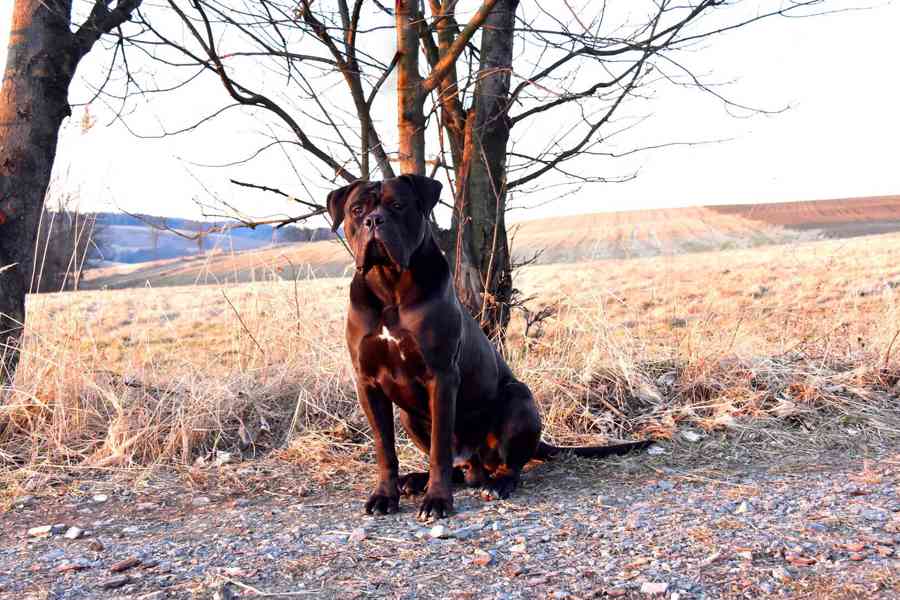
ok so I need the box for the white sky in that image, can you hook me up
[1,1,898,227]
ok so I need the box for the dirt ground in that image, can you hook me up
[3,447,899,600]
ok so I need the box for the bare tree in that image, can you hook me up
[0,0,143,383]
[106,0,834,341]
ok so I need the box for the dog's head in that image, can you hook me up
[327,174,442,273]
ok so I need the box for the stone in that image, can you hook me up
[64,527,84,540]
[429,525,450,539]
[349,527,367,543]
[93,494,109,503]
[640,582,668,595]
[680,430,702,443]
[110,556,141,572]
[100,575,131,590]
[472,549,493,566]
[27,525,53,537]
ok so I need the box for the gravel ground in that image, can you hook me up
[2,448,899,600]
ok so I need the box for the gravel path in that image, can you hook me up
[2,449,899,599]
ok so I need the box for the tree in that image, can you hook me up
[0,0,142,383]
[111,1,831,341]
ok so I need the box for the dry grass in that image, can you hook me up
[2,231,900,498]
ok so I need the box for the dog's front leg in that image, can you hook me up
[357,382,400,515]
[418,368,459,519]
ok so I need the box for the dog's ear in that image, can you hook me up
[326,181,361,232]
[399,174,443,217]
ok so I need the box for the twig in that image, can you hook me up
[224,577,319,596]
[222,291,265,356]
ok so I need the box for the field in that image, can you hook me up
[3,203,900,598]
[78,194,900,290]
[4,228,900,481]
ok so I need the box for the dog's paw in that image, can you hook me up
[418,489,453,520]
[399,472,429,496]
[481,475,519,500]
[364,487,400,515]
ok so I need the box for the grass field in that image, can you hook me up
[77,195,900,290]
[3,226,900,498]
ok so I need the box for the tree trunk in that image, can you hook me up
[451,0,518,343]
[0,0,79,384]
[395,0,425,175]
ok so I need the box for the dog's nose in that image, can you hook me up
[364,214,385,229]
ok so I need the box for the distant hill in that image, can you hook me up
[92,212,334,264]
[78,195,900,290]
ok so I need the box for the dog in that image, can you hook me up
[327,174,649,519]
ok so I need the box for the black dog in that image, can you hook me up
[328,174,648,519]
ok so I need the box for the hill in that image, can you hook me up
[79,194,900,290]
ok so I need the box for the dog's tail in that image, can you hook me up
[534,439,652,460]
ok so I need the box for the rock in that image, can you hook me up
[646,445,666,456]
[640,582,668,595]
[110,556,142,572]
[56,559,91,573]
[657,480,674,491]
[472,549,493,566]
[849,552,867,561]
[771,567,793,583]
[192,496,211,506]
[137,592,166,600]
[93,494,109,503]
[680,430,702,443]
[862,508,888,522]
[509,543,527,553]
[64,526,84,540]
[27,525,53,537]
[89,539,105,552]
[136,502,157,511]
[429,525,450,539]
[735,501,751,515]
[100,575,131,590]
[736,551,753,561]
[349,527,367,543]
[214,451,233,467]
[14,495,35,507]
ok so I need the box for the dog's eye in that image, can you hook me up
[392,202,404,211]
[351,205,364,217]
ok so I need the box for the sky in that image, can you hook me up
[1,1,898,228]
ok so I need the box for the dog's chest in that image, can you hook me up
[358,322,430,392]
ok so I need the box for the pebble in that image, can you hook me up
[429,525,450,539]
[640,582,668,595]
[27,525,53,537]
[93,494,108,503]
[110,556,142,572]
[64,526,84,540]
[192,496,211,506]
[472,549,492,566]
[862,508,888,522]
[646,445,666,456]
[349,527,367,543]
[735,501,751,515]
[680,430,702,443]
[100,575,131,590]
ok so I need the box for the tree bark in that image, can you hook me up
[395,0,425,175]
[0,0,140,384]
[0,0,79,383]
[451,0,518,342]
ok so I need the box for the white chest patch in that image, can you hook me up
[378,326,405,360]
